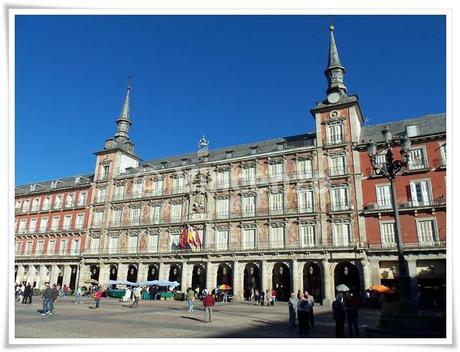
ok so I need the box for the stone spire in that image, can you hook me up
[325,25,347,96]
[114,83,132,143]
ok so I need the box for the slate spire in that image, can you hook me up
[325,25,347,95]
[114,82,132,142]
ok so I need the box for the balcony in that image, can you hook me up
[170,187,185,195]
[328,166,348,177]
[366,240,446,252]
[329,203,352,212]
[124,192,143,200]
[216,182,231,190]
[325,136,345,146]
[398,197,446,210]
[94,197,106,204]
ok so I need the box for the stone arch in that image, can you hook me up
[217,263,233,289]
[127,264,138,283]
[192,264,206,294]
[169,263,182,291]
[147,264,159,281]
[90,264,99,281]
[334,261,361,294]
[272,261,291,301]
[243,262,261,300]
[303,261,322,303]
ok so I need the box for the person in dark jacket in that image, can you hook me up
[259,290,265,306]
[332,294,346,337]
[50,284,59,313]
[202,289,216,323]
[344,291,361,337]
[41,283,54,316]
[26,283,33,304]
[22,283,30,304]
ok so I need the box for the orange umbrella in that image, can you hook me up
[218,284,232,291]
[369,284,393,294]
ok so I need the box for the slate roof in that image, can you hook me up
[15,174,93,197]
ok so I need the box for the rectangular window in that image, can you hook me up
[216,198,230,219]
[216,229,229,250]
[51,216,60,231]
[101,165,109,180]
[170,234,180,250]
[217,170,230,188]
[417,220,436,245]
[23,199,30,212]
[440,144,446,166]
[39,217,48,232]
[326,123,344,144]
[54,195,62,209]
[97,188,106,202]
[75,214,84,229]
[25,242,33,255]
[269,226,285,248]
[16,241,22,254]
[133,182,143,198]
[15,200,21,210]
[376,185,392,209]
[243,228,256,250]
[242,196,256,217]
[47,240,55,255]
[130,208,141,225]
[149,235,159,253]
[408,148,427,170]
[298,190,314,213]
[60,239,67,255]
[19,219,27,234]
[331,187,349,211]
[35,240,45,255]
[31,198,40,211]
[410,180,431,206]
[269,162,284,180]
[300,224,316,247]
[329,155,346,176]
[114,185,124,200]
[93,212,103,228]
[111,209,122,227]
[78,192,87,206]
[28,218,38,233]
[72,239,80,255]
[269,193,284,215]
[172,176,184,194]
[332,223,351,247]
[153,179,163,196]
[108,236,119,254]
[171,203,182,223]
[42,196,51,210]
[90,237,100,254]
[65,193,74,208]
[380,222,396,247]
[242,166,256,184]
[298,159,313,178]
[150,205,161,224]
[63,215,72,230]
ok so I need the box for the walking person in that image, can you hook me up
[271,289,277,306]
[344,291,361,337]
[41,283,53,316]
[50,284,59,314]
[130,286,141,308]
[186,287,195,312]
[26,283,33,304]
[93,286,103,309]
[297,291,311,335]
[306,290,315,328]
[203,289,216,323]
[332,294,346,337]
[288,294,297,328]
[22,283,30,304]
[74,287,83,304]
[17,283,25,303]
[254,289,259,305]
[259,289,265,306]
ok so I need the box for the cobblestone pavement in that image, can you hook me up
[14,296,380,339]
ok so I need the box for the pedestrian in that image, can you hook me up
[123,286,131,302]
[186,287,195,312]
[202,289,216,323]
[26,283,33,304]
[254,289,259,305]
[18,282,25,303]
[265,289,271,306]
[332,294,346,337]
[344,291,361,337]
[130,286,141,308]
[259,289,265,306]
[149,285,155,300]
[288,294,297,327]
[15,284,21,299]
[75,287,83,304]
[306,290,315,328]
[41,283,53,316]
[297,291,311,335]
[93,286,103,309]
[22,282,30,304]
[271,289,277,306]
[50,284,59,313]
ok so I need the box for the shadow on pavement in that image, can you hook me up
[180,315,204,323]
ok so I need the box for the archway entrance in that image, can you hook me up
[127,264,138,283]
[334,262,360,294]
[303,262,322,303]
[192,264,206,294]
[109,264,118,288]
[90,265,99,281]
[272,262,291,301]
[57,266,64,287]
[147,264,159,281]
[169,264,181,291]
[217,263,233,289]
[69,266,78,290]
[243,263,260,300]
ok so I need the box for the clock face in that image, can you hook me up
[327,92,340,104]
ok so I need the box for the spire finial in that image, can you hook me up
[325,24,348,97]
[114,80,133,143]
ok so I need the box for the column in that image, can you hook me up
[181,262,192,291]
[369,257,381,286]
[16,265,25,284]
[118,263,129,283]
[78,264,92,286]
[406,257,417,298]
[62,265,72,287]
[361,258,371,292]
[98,263,111,288]
[158,262,170,281]
[49,265,60,286]
[322,259,334,305]
[137,263,149,283]
[233,261,245,302]
[205,262,217,292]
[38,265,48,289]
[261,261,273,295]
[291,260,302,297]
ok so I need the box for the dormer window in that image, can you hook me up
[51,181,57,189]
[406,125,418,138]
[30,184,36,192]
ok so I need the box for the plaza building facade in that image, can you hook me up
[14,26,446,305]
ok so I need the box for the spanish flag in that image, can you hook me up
[187,226,197,247]
[179,225,187,249]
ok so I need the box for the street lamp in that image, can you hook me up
[367,127,416,314]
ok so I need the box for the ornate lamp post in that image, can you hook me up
[367,126,416,313]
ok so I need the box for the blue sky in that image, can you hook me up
[15,15,446,185]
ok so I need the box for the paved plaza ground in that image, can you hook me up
[14,296,382,339]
